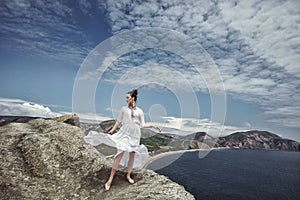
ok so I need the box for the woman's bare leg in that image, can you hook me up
[126,151,135,183]
[105,151,125,190]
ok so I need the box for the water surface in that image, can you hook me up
[146,149,300,200]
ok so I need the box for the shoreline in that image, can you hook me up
[139,147,230,169]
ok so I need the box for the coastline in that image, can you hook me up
[139,147,230,169]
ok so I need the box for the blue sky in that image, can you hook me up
[0,0,299,141]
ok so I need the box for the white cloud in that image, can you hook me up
[0,0,94,64]
[267,117,300,128]
[0,97,111,123]
[102,0,300,129]
[0,97,60,118]
[111,63,205,92]
[79,0,92,15]
[219,0,300,75]
[148,115,248,138]
[264,106,300,117]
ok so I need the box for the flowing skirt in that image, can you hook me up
[83,122,149,169]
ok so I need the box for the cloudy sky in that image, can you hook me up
[0,0,299,141]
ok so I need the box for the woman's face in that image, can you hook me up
[126,93,133,104]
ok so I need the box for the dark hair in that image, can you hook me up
[127,89,138,101]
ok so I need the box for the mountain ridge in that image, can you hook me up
[75,119,300,154]
[215,130,300,151]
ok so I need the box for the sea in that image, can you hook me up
[145,149,300,200]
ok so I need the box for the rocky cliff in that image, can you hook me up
[180,132,218,149]
[0,117,194,200]
[215,130,300,151]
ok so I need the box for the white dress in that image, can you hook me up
[83,106,149,169]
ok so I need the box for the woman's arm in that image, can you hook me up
[108,121,120,134]
[143,124,161,132]
[108,107,124,134]
[140,109,161,132]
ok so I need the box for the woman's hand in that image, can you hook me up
[107,121,120,135]
[153,126,161,132]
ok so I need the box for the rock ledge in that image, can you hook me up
[0,118,194,200]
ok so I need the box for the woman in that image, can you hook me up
[83,89,161,191]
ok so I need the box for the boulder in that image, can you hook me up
[51,113,80,127]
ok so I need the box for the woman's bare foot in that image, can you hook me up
[126,176,134,184]
[104,181,112,191]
